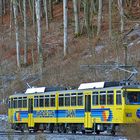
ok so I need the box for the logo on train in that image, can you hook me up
[67,110,75,117]
[36,110,55,118]
[15,111,21,121]
[136,109,140,118]
[92,107,113,122]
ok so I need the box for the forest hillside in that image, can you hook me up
[0,0,140,113]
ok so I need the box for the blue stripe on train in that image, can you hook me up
[14,108,113,121]
[14,109,85,121]
[57,109,85,118]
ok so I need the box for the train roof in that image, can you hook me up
[9,86,139,98]
[9,81,140,98]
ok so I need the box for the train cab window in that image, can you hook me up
[107,91,114,105]
[39,96,44,107]
[77,93,83,106]
[71,93,76,106]
[59,94,64,106]
[18,97,22,108]
[34,96,39,107]
[100,91,106,105]
[92,92,98,105]
[45,95,49,107]
[116,91,122,105]
[13,98,18,108]
[65,94,70,106]
[23,97,27,108]
[50,95,55,107]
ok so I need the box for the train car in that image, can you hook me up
[8,81,140,134]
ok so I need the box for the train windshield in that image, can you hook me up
[125,91,140,105]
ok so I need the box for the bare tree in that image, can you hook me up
[0,0,2,16]
[63,0,68,57]
[18,0,23,20]
[0,0,3,24]
[73,0,80,35]
[109,0,112,38]
[83,0,90,34]
[43,0,49,32]
[49,0,53,20]
[13,0,21,68]
[118,0,124,33]
[29,0,35,25]
[97,0,102,36]
[10,0,13,38]
[35,0,43,78]
[23,0,28,65]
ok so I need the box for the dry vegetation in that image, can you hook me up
[120,123,140,140]
[0,1,140,117]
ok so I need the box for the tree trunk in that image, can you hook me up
[83,0,90,35]
[2,0,5,15]
[73,0,80,35]
[55,0,60,3]
[29,0,35,25]
[13,0,21,68]
[97,0,102,36]
[10,0,13,38]
[35,0,43,79]
[23,0,27,65]
[118,0,124,33]
[49,0,53,20]
[63,0,68,57]
[18,0,23,20]
[43,0,49,32]
[109,0,112,39]
[0,0,3,24]
[90,0,95,25]
[0,0,2,16]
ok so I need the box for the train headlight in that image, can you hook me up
[126,113,132,117]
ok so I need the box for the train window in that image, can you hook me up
[23,97,27,108]
[11,98,14,108]
[13,98,18,108]
[77,93,83,106]
[59,94,64,106]
[50,95,55,107]
[34,96,39,107]
[92,92,98,105]
[51,95,55,98]
[45,95,49,107]
[71,93,76,106]
[107,91,114,105]
[116,91,122,105]
[45,95,49,98]
[18,97,22,108]
[65,94,70,106]
[39,96,44,107]
[100,91,106,105]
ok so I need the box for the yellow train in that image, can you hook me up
[8,81,140,135]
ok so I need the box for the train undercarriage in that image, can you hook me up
[11,123,119,135]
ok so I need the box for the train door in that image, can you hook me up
[28,97,34,128]
[84,93,92,128]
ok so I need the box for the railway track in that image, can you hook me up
[0,130,123,137]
